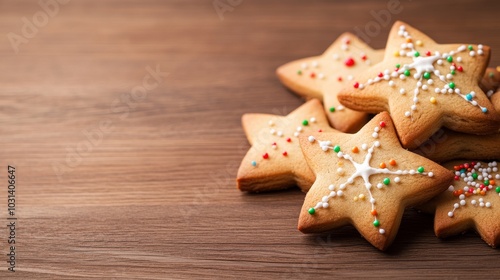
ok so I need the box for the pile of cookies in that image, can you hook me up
[236,21,500,250]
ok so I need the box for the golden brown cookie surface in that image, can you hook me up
[237,99,333,192]
[337,21,500,149]
[298,112,453,250]
[429,160,500,248]
[276,33,383,132]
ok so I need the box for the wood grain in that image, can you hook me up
[0,0,499,278]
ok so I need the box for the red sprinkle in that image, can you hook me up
[310,72,316,78]
[344,57,355,67]
[286,138,291,143]
[338,76,343,81]
[263,153,269,159]
[282,151,287,156]
[426,51,431,56]
[454,175,460,181]
[353,82,359,88]
[457,66,463,72]
[378,72,383,78]
[361,54,367,60]
[318,129,323,132]
[344,38,350,45]
[379,121,386,128]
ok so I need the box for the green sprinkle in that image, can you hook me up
[404,70,411,77]
[396,64,401,69]
[496,186,500,193]
[468,45,473,51]
[333,145,341,153]
[484,180,490,186]
[472,173,478,179]
[383,178,390,185]
[449,82,455,89]
[414,51,420,57]
[446,56,453,63]
[489,72,495,78]
[302,120,309,126]
[417,166,425,173]
[297,70,302,75]
[308,208,316,215]
[423,72,431,79]
[373,220,380,227]
[329,107,335,112]
[451,70,456,75]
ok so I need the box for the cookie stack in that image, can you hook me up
[236,21,500,250]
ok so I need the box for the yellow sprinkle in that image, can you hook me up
[337,161,343,166]
[358,194,365,200]
[416,40,423,47]
[496,66,500,72]
[353,196,358,202]
[430,97,437,104]
[394,51,400,57]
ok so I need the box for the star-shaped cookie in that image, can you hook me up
[412,90,500,163]
[237,99,333,192]
[337,21,500,149]
[429,160,500,247]
[298,112,453,250]
[276,33,384,132]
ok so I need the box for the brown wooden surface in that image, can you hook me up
[1,0,499,279]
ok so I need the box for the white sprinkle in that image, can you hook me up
[400,88,406,94]
[454,203,459,209]
[389,81,395,87]
[427,79,433,85]
[270,129,276,135]
[322,203,329,208]
[361,144,367,150]
[308,136,315,142]
[374,141,380,147]
[312,61,319,68]
[469,51,475,57]
[377,183,383,189]
[448,212,454,217]
[372,132,378,138]
[301,63,308,69]
[394,177,401,183]
[428,172,433,177]
[268,120,274,126]
[405,111,411,117]
[328,184,335,191]
[460,200,466,206]
[486,202,491,208]
[379,228,385,234]
[310,117,316,123]
[277,131,283,137]
[457,57,462,62]
[437,59,443,65]
[294,132,300,137]
[337,190,343,197]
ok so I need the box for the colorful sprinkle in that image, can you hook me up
[373,220,380,227]
[344,57,355,67]
[308,208,315,215]
[423,72,431,79]
[302,120,309,126]
[430,97,437,104]
[329,107,335,112]
[448,82,455,89]
[417,166,425,173]
[383,178,390,185]
[333,145,341,153]
[404,70,411,76]
[251,161,257,166]
[389,159,397,166]
[352,146,359,153]
[446,56,453,62]
[263,153,269,159]
[414,51,420,57]
[297,70,302,75]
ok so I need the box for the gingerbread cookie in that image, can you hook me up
[429,160,500,247]
[276,33,384,132]
[337,21,500,149]
[480,67,500,98]
[237,99,333,192]
[298,112,453,250]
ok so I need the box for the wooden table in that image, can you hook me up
[1,0,499,278]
